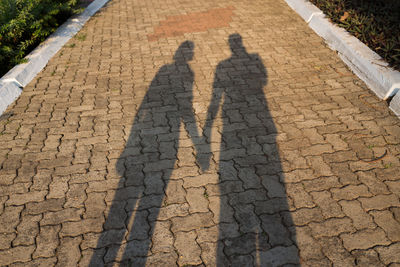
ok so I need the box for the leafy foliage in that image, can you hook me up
[0,0,81,76]
[309,0,400,71]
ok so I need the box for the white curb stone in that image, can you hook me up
[284,0,400,115]
[285,0,322,23]
[0,0,110,115]
[390,93,400,117]
[0,81,22,115]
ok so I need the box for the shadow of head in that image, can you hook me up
[173,41,194,62]
[228,33,247,56]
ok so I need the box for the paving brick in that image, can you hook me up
[47,176,69,199]
[359,194,400,211]
[0,245,35,266]
[149,203,189,221]
[281,149,308,171]
[303,128,324,144]
[310,191,344,218]
[151,221,174,253]
[171,212,214,232]
[56,236,82,267]
[284,169,315,183]
[196,225,220,244]
[229,189,269,206]
[199,241,227,266]
[33,225,60,258]
[238,167,262,189]
[0,233,15,250]
[182,173,219,188]
[6,190,47,206]
[376,243,400,265]
[370,210,400,242]
[9,257,57,267]
[104,185,143,202]
[186,187,209,213]
[339,200,375,230]
[0,206,23,233]
[224,232,269,256]
[105,240,149,261]
[65,183,88,208]
[61,218,104,237]
[165,179,186,205]
[41,208,83,225]
[357,171,390,195]
[318,237,355,266]
[257,245,300,266]
[208,195,235,223]
[295,226,325,261]
[330,162,359,185]
[283,207,324,226]
[175,231,202,266]
[261,175,286,198]
[309,217,355,238]
[87,178,125,193]
[301,144,334,156]
[325,134,348,150]
[13,214,42,246]
[234,203,262,233]
[342,228,391,250]
[331,184,372,200]
[206,180,243,197]
[323,150,357,163]
[145,252,178,266]
[306,156,333,177]
[302,176,341,192]
[260,213,292,246]
[125,210,150,241]
[351,249,385,267]
[286,183,315,209]
[84,192,106,219]
[385,180,400,195]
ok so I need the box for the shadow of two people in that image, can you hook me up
[90,34,298,266]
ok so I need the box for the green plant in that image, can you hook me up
[309,0,400,71]
[74,32,86,41]
[0,0,82,76]
[384,162,392,169]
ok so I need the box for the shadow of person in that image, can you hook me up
[202,34,299,266]
[90,41,202,266]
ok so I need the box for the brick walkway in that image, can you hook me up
[1,0,400,266]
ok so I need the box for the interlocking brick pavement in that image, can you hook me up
[1,0,400,266]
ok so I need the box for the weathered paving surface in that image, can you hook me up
[1,0,400,266]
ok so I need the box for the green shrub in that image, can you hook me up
[309,0,400,71]
[0,0,81,76]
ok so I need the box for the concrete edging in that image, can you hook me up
[0,0,110,115]
[284,0,400,116]
[389,93,400,117]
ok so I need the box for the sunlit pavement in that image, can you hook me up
[0,0,399,266]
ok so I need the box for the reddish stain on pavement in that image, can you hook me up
[148,6,235,41]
